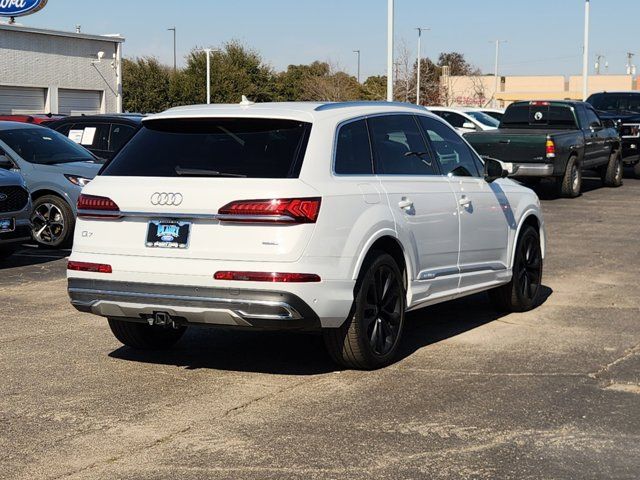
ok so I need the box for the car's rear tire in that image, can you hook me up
[489,225,543,313]
[108,318,187,350]
[31,194,75,248]
[601,150,623,187]
[323,252,406,370]
[556,156,581,198]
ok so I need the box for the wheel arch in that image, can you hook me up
[352,231,412,288]
[510,210,545,269]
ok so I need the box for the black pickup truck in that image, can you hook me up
[586,91,640,177]
[464,101,622,197]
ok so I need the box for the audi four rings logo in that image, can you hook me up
[150,193,184,206]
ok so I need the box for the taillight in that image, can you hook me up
[67,261,112,274]
[214,271,321,282]
[77,194,121,219]
[530,101,550,106]
[218,198,321,223]
[546,139,556,158]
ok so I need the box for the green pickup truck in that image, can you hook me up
[464,101,622,197]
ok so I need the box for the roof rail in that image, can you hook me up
[314,101,427,112]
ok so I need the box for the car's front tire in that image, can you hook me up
[489,225,543,313]
[324,252,406,370]
[31,195,75,248]
[108,318,187,350]
[601,150,623,187]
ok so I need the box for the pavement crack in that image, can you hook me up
[588,342,640,380]
[222,378,314,417]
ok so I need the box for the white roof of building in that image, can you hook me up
[146,101,433,123]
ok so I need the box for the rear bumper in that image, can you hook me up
[512,163,555,177]
[68,278,323,331]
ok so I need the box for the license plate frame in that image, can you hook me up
[0,218,15,234]
[145,220,191,249]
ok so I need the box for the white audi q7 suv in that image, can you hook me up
[68,101,545,369]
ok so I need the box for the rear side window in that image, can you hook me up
[433,111,468,129]
[335,119,373,175]
[368,115,437,175]
[109,124,137,152]
[102,119,311,178]
[501,104,577,129]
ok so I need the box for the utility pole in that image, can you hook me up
[490,40,507,109]
[415,27,430,106]
[200,48,220,104]
[168,27,177,73]
[387,0,394,102]
[353,50,361,83]
[582,0,590,100]
[626,52,636,75]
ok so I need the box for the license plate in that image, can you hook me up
[146,220,190,249]
[0,218,15,234]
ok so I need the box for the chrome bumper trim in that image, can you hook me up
[512,163,555,177]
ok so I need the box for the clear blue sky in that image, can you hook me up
[19,0,640,79]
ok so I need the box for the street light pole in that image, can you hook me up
[491,40,506,109]
[582,0,590,100]
[200,48,220,105]
[353,50,361,83]
[387,0,394,101]
[168,27,177,73]
[415,27,430,105]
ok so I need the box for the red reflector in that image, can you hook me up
[214,271,321,283]
[77,194,121,219]
[218,198,321,223]
[67,261,112,274]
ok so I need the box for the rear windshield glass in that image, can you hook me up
[101,118,311,178]
[587,93,640,114]
[500,104,577,129]
[0,127,96,165]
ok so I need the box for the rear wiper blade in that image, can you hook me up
[174,166,247,178]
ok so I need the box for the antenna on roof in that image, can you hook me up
[239,95,255,107]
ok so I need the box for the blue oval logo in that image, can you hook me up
[0,0,48,17]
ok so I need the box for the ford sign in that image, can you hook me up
[0,0,48,17]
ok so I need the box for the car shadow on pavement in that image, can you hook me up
[533,176,605,200]
[109,286,553,375]
[0,245,69,270]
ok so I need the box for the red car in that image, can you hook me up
[0,114,66,126]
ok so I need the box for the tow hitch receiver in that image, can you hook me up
[148,311,177,328]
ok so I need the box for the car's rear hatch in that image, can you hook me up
[74,117,319,264]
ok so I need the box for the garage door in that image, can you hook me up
[59,89,102,115]
[0,86,46,115]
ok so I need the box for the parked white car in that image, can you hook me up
[428,106,499,134]
[68,101,546,369]
[478,108,505,122]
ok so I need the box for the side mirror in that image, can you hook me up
[462,121,477,130]
[483,157,515,183]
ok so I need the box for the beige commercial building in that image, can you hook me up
[442,74,640,108]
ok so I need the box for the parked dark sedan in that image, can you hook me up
[47,114,143,161]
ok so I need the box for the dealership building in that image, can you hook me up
[0,22,124,115]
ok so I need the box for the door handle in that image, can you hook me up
[459,196,472,208]
[398,198,414,210]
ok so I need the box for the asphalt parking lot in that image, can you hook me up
[1,173,639,480]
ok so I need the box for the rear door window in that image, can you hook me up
[334,119,373,175]
[67,123,110,152]
[501,104,577,129]
[433,111,469,129]
[102,118,311,178]
[368,115,437,176]
[109,123,137,152]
